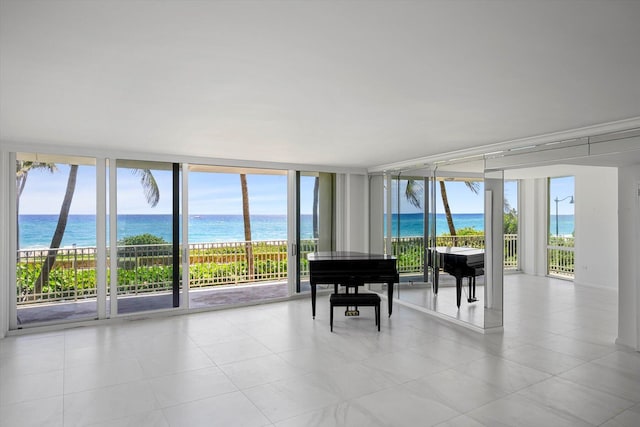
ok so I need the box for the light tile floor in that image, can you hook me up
[1,274,639,427]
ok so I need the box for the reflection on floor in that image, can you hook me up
[370,273,488,327]
[2,274,637,427]
[397,274,486,327]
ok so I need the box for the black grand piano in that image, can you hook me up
[429,247,484,308]
[307,251,398,318]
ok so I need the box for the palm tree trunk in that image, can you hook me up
[439,180,457,246]
[240,174,254,280]
[35,164,78,295]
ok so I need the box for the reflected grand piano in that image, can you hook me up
[307,251,398,318]
[429,247,484,308]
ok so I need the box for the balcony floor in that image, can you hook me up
[17,281,289,325]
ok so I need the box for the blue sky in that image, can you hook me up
[549,176,575,215]
[19,165,97,215]
[390,179,519,214]
[19,164,306,215]
[18,164,529,216]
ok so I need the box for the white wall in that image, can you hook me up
[0,149,10,338]
[519,177,548,276]
[617,164,639,350]
[343,173,367,252]
[369,175,384,254]
[574,167,618,289]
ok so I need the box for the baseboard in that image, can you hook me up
[615,336,639,352]
[573,280,618,292]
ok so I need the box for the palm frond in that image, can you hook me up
[464,181,480,194]
[405,179,423,209]
[130,168,160,207]
[16,161,57,177]
[504,198,513,213]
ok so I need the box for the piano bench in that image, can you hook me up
[330,293,380,332]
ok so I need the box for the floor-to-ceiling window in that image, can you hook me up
[504,179,519,271]
[296,171,335,294]
[11,153,338,327]
[547,175,575,279]
[113,160,181,315]
[15,153,98,325]
[186,165,289,308]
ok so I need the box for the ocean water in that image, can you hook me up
[17,213,575,249]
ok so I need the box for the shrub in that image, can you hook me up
[117,233,172,259]
[119,233,168,246]
[504,210,518,234]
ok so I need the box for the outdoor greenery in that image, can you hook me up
[117,234,172,260]
[17,262,96,301]
[118,233,169,246]
[504,210,518,234]
[15,227,567,305]
[547,235,575,277]
[16,237,297,302]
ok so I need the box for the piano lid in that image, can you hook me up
[432,247,484,256]
[307,251,396,262]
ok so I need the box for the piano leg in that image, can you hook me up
[346,285,359,316]
[468,277,477,303]
[456,277,462,308]
[433,267,439,294]
[311,283,317,319]
[387,282,394,317]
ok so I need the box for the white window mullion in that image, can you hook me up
[287,170,297,296]
[6,151,18,331]
[109,159,118,317]
[96,158,107,319]
[181,163,189,310]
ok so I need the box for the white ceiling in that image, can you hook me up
[2,0,640,169]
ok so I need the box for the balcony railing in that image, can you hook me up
[16,234,524,305]
[547,235,575,278]
[388,234,518,273]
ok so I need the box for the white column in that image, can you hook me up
[617,165,640,350]
[369,175,384,254]
[0,149,12,337]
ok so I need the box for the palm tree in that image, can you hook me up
[439,179,480,238]
[34,164,79,294]
[27,165,159,295]
[403,177,479,237]
[240,173,254,280]
[16,161,58,251]
[439,181,455,236]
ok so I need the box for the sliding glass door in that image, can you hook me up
[186,165,288,308]
[12,155,336,323]
[112,160,181,315]
[296,171,335,293]
[15,153,98,325]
